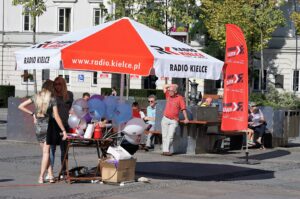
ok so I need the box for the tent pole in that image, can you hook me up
[185,78,189,105]
[117,73,125,145]
[126,75,129,100]
[120,74,124,101]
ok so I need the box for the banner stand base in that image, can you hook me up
[233,151,260,165]
[234,132,260,165]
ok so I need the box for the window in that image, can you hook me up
[111,74,120,88]
[111,74,127,88]
[42,69,50,82]
[58,70,70,84]
[293,70,299,91]
[93,8,101,26]
[253,69,267,90]
[275,74,284,89]
[58,8,71,32]
[23,12,33,31]
[92,72,98,85]
[22,70,34,83]
[215,79,223,89]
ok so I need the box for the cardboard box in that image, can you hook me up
[101,158,136,183]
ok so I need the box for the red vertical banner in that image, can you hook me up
[221,24,248,132]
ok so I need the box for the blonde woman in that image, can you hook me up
[18,83,67,184]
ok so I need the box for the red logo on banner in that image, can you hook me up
[221,24,248,132]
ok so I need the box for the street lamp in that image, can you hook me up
[189,80,199,106]
[254,3,265,94]
[165,0,168,35]
[293,0,298,93]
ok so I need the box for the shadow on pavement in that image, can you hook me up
[286,143,300,148]
[240,149,290,160]
[0,179,14,183]
[136,161,274,181]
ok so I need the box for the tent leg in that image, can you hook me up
[120,74,124,101]
[117,74,126,145]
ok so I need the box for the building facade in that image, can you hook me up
[252,1,300,95]
[0,0,170,98]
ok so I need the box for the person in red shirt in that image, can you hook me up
[132,102,145,119]
[161,84,189,156]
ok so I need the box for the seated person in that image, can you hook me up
[246,128,255,146]
[248,103,266,149]
[246,108,255,145]
[198,97,213,107]
[132,101,145,119]
[143,95,157,150]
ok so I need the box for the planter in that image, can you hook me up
[0,86,15,108]
[7,97,36,142]
[260,106,300,147]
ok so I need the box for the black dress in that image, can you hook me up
[47,91,73,145]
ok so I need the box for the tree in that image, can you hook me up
[291,0,300,35]
[168,0,201,32]
[12,0,46,94]
[134,0,165,31]
[106,0,136,20]
[106,0,165,31]
[106,0,202,33]
[291,11,300,34]
[201,0,285,51]
[200,0,285,91]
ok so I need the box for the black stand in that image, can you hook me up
[234,131,260,165]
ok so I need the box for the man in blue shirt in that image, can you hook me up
[144,94,156,150]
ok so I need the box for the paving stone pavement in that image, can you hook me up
[1,106,300,199]
[1,138,300,199]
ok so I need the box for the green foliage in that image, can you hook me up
[167,0,201,29]
[105,0,202,33]
[105,0,165,31]
[200,0,285,52]
[189,19,207,39]
[202,39,224,60]
[291,11,300,35]
[134,0,165,31]
[250,86,300,109]
[106,0,136,19]
[176,26,187,32]
[12,0,46,17]
[12,0,46,94]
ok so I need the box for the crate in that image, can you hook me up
[101,158,136,183]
